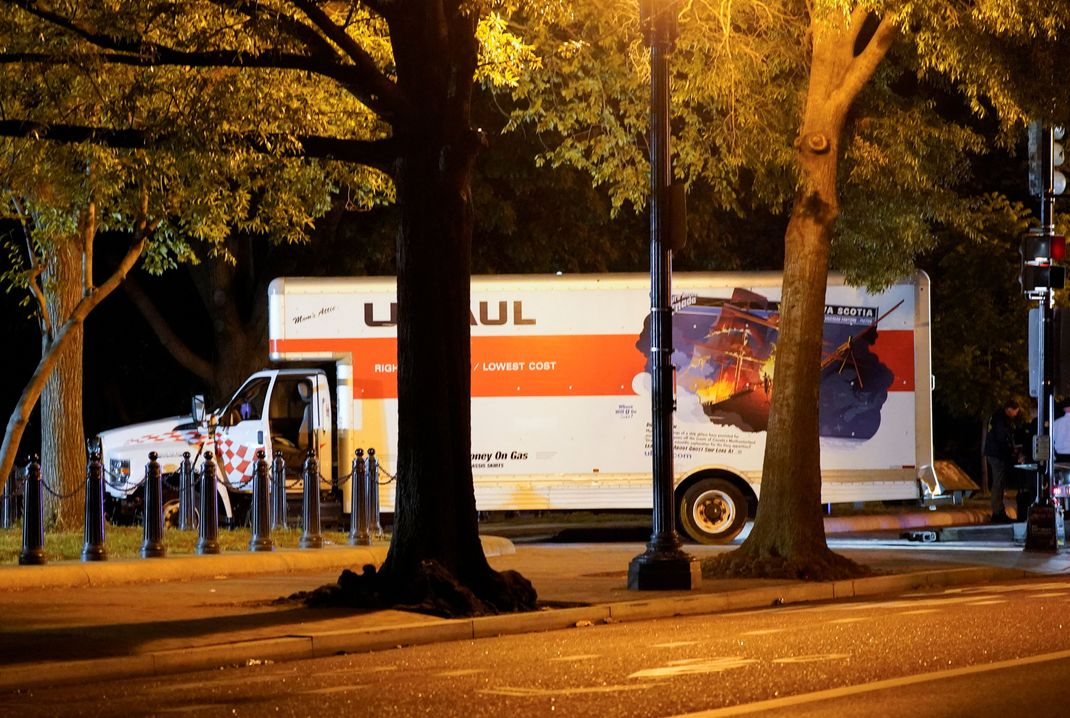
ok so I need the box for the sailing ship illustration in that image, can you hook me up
[679,291,901,434]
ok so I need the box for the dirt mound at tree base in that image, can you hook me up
[288,560,537,618]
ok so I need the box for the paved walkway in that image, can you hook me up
[1,520,1068,693]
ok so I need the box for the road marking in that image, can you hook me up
[548,654,601,662]
[771,654,850,664]
[629,657,758,679]
[653,641,700,648]
[666,647,1070,717]
[896,608,941,615]
[739,629,786,636]
[435,669,486,677]
[303,685,367,695]
[826,617,868,624]
[482,683,660,697]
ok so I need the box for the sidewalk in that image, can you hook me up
[1,521,1068,693]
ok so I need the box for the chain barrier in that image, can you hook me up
[40,475,86,501]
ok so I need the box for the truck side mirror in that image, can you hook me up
[192,395,206,423]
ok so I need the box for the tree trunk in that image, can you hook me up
[0,232,148,501]
[187,252,267,400]
[372,6,535,614]
[708,10,894,580]
[41,236,85,530]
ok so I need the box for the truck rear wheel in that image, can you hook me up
[679,478,747,544]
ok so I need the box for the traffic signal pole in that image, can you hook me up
[1025,126,1060,552]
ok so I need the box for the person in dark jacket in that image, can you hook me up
[984,399,1021,523]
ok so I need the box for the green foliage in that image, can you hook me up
[0,2,396,284]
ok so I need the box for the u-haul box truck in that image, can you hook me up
[99,271,954,542]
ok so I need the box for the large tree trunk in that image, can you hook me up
[372,5,535,615]
[41,236,85,530]
[708,9,895,580]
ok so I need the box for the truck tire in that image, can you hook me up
[679,478,747,544]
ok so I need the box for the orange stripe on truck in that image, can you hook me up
[271,328,916,399]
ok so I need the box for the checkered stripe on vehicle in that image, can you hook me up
[128,429,205,445]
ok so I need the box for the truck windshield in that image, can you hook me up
[219,377,270,426]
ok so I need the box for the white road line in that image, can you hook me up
[667,647,1070,717]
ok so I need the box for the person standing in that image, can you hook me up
[1052,401,1070,461]
[984,399,1021,523]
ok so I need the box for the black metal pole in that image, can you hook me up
[19,455,45,566]
[299,449,323,549]
[271,451,288,530]
[1026,127,1060,552]
[140,451,166,558]
[368,447,382,537]
[81,446,107,561]
[348,448,369,546]
[1,469,14,529]
[178,451,194,531]
[249,449,274,552]
[196,451,221,555]
[628,0,699,590]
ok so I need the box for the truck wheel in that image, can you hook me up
[163,499,200,530]
[679,479,747,544]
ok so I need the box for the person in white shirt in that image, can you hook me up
[1053,402,1070,461]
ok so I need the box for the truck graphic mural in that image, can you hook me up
[639,288,900,439]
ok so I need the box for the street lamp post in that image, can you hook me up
[627,0,700,591]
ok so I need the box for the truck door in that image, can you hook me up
[267,374,317,481]
[213,376,271,491]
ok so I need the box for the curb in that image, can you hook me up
[0,535,516,592]
[0,564,1032,693]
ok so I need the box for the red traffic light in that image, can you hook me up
[1022,233,1067,262]
[1052,234,1066,261]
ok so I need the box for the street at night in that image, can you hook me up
[3,546,1070,718]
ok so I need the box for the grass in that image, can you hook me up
[0,524,378,564]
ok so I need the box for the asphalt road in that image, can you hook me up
[5,573,1070,717]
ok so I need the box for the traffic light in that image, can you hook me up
[1029,122,1067,198]
[1020,230,1067,294]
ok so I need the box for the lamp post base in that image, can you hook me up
[628,547,701,591]
[1025,502,1058,553]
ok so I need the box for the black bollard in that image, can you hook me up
[249,450,273,552]
[0,472,13,530]
[271,451,287,530]
[178,451,195,531]
[140,451,166,558]
[19,455,45,566]
[81,446,107,562]
[299,449,322,549]
[196,451,220,555]
[367,448,382,537]
[348,449,369,546]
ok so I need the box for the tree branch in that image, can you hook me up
[2,0,404,121]
[123,275,215,384]
[0,120,398,173]
[8,196,51,338]
[830,12,897,112]
[285,0,407,118]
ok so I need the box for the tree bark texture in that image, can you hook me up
[374,5,534,612]
[41,236,86,530]
[710,9,895,579]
